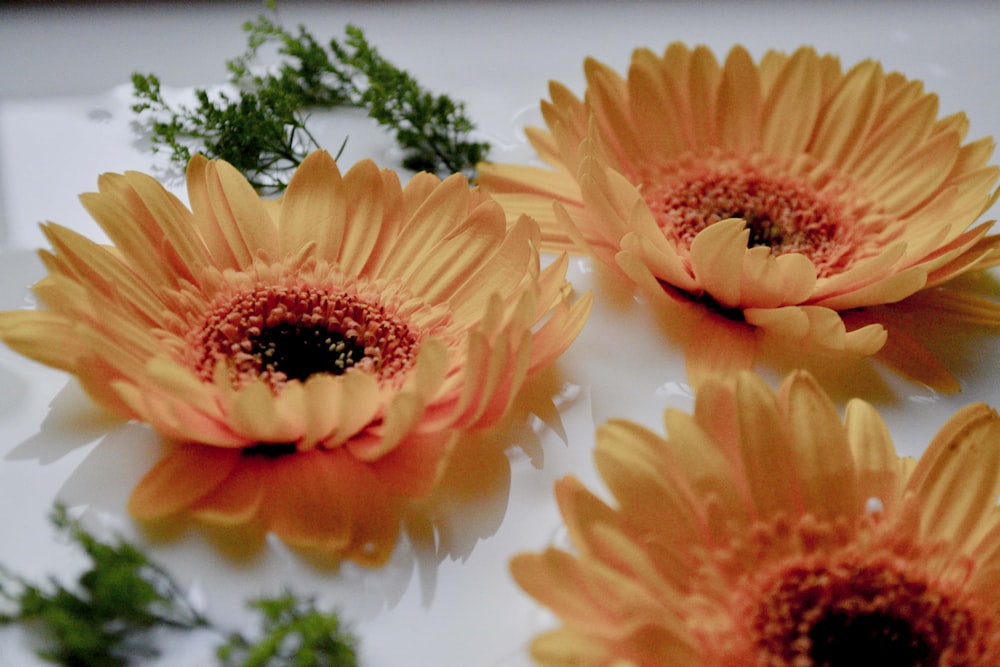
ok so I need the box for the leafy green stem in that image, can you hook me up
[132,4,489,192]
[0,505,357,667]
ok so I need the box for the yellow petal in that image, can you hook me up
[688,218,748,309]
[628,48,693,158]
[809,59,885,166]
[778,370,858,521]
[715,45,762,152]
[844,398,903,513]
[740,246,816,308]
[905,403,1000,549]
[278,149,347,260]
[594,420,703,545]
[733,372,803,519]
[761,47,823,156]
[0,310,84,372]
[228,381,303,444]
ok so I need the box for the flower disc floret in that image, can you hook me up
[187,277,428,389]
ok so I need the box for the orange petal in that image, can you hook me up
[844,308,960,393]
[684,311,757,389]
[228,381,304,444]
[185,155,243,270]
[337,158,390,274]
[585,57,642,166]
[740,246,816,308]
[209,159,279,260]
[189,456,267,526]
[662,408,751,527]
[128,444,241,520]
[687,45,722,150]
[619,232,699,294]
[383,173,472,278]
[264,448,398,557]
[367,430,455,497]
[510,549,638,634]
[40,224,166,325]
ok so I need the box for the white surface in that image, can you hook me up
[2,2,1000,665]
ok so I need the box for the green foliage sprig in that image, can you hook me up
[217,595,357,667]
[0,505,357,667]
[131,3,490,192]
[131,72,323,192]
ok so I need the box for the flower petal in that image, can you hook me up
[778,370,859,521]
[688,218,748,309]
[684,311,757,389]
[128,444,241,521]
[905,404,1000,549]
[761,47,823,156]
[278,149,347,260]
[733,372,803,519]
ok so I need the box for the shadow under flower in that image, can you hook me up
[5,379,128,466]
[6,362,582,620]
[617,256,1000,406]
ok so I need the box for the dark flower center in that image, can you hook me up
[752,559,994,667]
[247,322,367,382]
[191,284,421,390]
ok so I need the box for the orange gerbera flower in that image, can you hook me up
[479,44,1000,391]
[0,151,591,565]
[512,371,1000,665]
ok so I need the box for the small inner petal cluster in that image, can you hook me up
[641,154,872,278]
[190,283,421,390]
